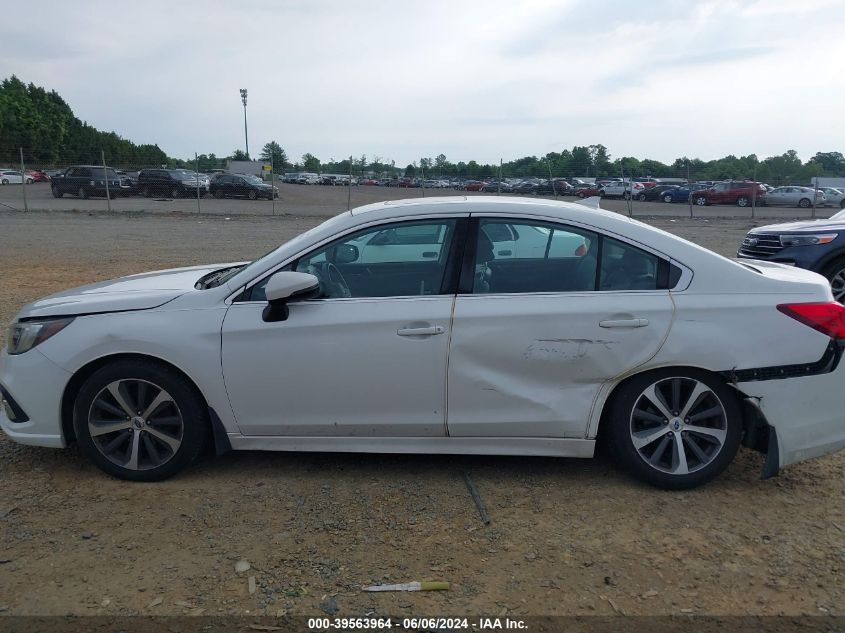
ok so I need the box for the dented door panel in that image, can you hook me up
[446,292,673,438]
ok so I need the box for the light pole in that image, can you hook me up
[239,88,249,159]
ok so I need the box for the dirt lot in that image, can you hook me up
[0,208,842,619]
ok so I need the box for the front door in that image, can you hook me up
[447,217,674,438]
[221,217,464,437]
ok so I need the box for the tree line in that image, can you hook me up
[2,76,842,186]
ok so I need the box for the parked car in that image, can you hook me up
[0,170,26,185]
[635,184,679,202]
[818,187,845,209]
[137,169,209,198]
[115,170,139,196]
[660,183,709,203]
[575,184,601,198]
[764,186,826,209]
[599,181,645,199]
[209,173,278,200]
[481,181,513,193]
[4,197,845,490]
[553,179,574,195]
[50,166,122,198]
[359,178,379,186]
[692,181,767,207]
[737,207,845,302]
[25,170,51,182]
[464,180,487,192]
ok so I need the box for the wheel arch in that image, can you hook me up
[60,352,223,452]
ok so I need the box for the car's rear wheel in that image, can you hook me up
[248,190,258,200]
[577,192,585,198]
[26,178,34,184]
[638,193,647,201]
[214,189,224,199]
[170,187,181,198]
[663,194,673,203]
[798,198,811,209]
[623,192,631,200]
[51,185,63,198]
[74,360,208,481]
[736,196,749,207]
[77,186,89,199]
[694,196,707,206]
[606,369,742,489]
[143,186,151,197]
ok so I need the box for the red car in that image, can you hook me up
[692,180,767,208]
[464,180,487,192]
[26,170,51,182]
[359,178,379,186]
[575,184,601,198]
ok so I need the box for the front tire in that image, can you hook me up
[736,196,749,207]
[822,258,845,303]
[694,196,707,206]
[638,193,647,201]
[605,369,742,490]
[78,186,89,199]
[798,198,811,209]
[663,194,673,203]
[248,190,257,200]
[170,187,181,199]
[73,360,209,482]
[52,185,63,198]
[213,189,224,199]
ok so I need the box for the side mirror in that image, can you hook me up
[334,244,359,264]
[263,271,320,322]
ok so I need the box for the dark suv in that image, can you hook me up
[692,180,767,207]
[50,166,122,199]
[737,211,845,302]
[209,173,278,200]
[137,169,209,198]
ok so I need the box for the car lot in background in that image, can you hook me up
[764,186,826,208]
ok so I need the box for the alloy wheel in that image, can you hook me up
[629,377,727,475]
[830,267,845,303]
[87,379,184,471]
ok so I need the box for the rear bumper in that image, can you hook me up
[0,349,69,448]
[737,361,845,471]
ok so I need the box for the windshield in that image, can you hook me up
[91,168,119,178]
[243,175,264,184]
[173,170,198,179]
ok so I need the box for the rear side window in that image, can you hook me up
[599,237,659,290]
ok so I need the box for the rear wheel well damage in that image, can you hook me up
[60,353,228,455]
[598,366,777,477]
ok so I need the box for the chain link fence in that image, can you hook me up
[2,146,843,220]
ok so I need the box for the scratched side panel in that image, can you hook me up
[446,292,674,438]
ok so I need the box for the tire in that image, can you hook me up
[248,190,257,200]
[736,196,749,207]
[51,185,63,198]
[822,258,845,303]
[213,189,224,199]
[577,192,585,198]
[78,186,89,199]
[623,192,631,200]
[840,200,845,210]
[143,186,152,198]
[798,198,811,209]
[638,193,647,201]
[605,369,742,490]
[170,187,181,199]
[26,178,34,184]
[1,179,9,185]
[662,194,673,203]
[73,359,209,482]
[694,196,707,206]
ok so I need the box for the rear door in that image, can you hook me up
[447,215,674,439]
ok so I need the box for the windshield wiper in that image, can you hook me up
[195,265,246,289]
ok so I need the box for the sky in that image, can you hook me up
[2,0,843,166]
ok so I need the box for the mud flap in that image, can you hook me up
[761,428,780,480]
[208,407,232,456]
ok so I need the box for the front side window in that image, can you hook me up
[250,219,457,301]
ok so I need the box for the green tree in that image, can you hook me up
[259,141,288,168]
[302,153,321,172]
[230,149,249,161]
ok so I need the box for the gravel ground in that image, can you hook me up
[0,208,842,618]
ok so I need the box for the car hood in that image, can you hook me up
[16,262,245,320]
[750,219,845,234]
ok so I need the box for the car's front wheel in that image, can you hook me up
[638,193,647,201]
[694,196,707,206]
[605,369,742,489]
[73,360,209,481]
[77,186,89,199]
[663,194,673,203]
[52,185,63,198]
[213,189,225,199]
[798,198,811,209]
[736,196,750,207]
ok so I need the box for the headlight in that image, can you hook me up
[780,234,837,247]
[6,317,74,355]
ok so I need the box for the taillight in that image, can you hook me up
[777,302,845,339]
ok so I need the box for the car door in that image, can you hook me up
[447,216,674,438]
[221,216,465,437]
[768,187,786,205]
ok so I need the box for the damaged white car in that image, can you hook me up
[3,196,845,489]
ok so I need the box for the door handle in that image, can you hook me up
[397,325,445,337]
[599,318,649,328]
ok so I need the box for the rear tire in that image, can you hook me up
[143,186,152,198]
[736,196,749,207]
[52,185,63,198]
[605,369,742,490]
[170,187,181,199]
[638,193,647,201]
[73,359,209,482]
[694,196,707,206]
[248,190,257,200]
[798,198,811,209]
[78,186,89,199]
[214,189,224,199]
[822,258,845,303]
[663,194,673,203]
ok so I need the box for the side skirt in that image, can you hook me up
[227,435,595,458]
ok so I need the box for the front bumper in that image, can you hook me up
[0,348,70,448]
[737,359,845,471]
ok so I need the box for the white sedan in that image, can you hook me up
[3,197,845,489]
[0,170,26,185]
